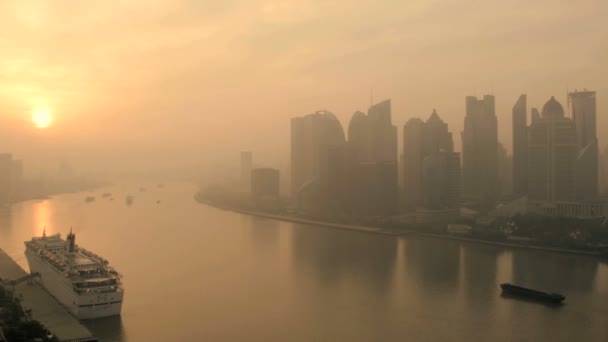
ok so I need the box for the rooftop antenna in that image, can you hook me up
[43,227,46,238]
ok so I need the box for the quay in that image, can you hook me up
[0,248,97,342]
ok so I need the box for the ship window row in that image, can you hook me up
[75,279,117,288]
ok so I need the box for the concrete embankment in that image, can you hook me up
[204,202,601,258]
[0,249,97,342]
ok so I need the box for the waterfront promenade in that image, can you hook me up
[205,202,600,258]
[0,249,97,342]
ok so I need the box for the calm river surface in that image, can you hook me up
[1,182,607,341]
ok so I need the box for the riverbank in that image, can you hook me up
[8,180,112,206]
[201,200,602,258]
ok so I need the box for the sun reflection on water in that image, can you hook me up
[33,200,52,236]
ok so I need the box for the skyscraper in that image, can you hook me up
[497,143,513,197]
[332,100,399,216]
[323,144,359,213]
[421,151,461,210]
[403,110,454,210]
[0,154,13,203]
[251,168,280,198]
[512,95,528,196]
[423,110,454,155]
[403,118,425,209]
[348,111,372,162]
[402,110,460,225]
[527,97,578,202]
[290,110,345,196]
[415,151,462,225]
[364,100,398,215]
[240,151,253,186]
[569,90,597,149]
[569,90,598,200]
[462,95,499,205]
[600,145,608,194]
[366,99,398,163]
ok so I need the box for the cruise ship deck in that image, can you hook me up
[0,248,97,342]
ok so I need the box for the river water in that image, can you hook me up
[0,182,607,341]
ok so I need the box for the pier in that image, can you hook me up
[0,248,97,342]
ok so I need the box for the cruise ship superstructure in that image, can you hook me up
[25,230,124,319]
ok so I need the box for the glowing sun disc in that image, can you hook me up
[32,108,52,128]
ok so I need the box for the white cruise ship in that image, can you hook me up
[25,230,124,319]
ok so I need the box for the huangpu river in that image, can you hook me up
[1,182,607,341]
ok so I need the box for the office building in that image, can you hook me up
[569,90,598,200]
[416,151,461,225]
[313,100,399,217]
[403,110,454,210]
[349,100,399,216]
[290,110,346,196]
[251,168,280,198]
[512,94,528,196]
[462,95,499,205]
[527,97,578,202]
[403,118,425,209]
[240,151,253,187]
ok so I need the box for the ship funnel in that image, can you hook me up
[66,229,76,253]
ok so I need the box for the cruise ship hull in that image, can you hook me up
[26,249,124,320]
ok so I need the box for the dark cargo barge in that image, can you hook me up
[500,283,565,304]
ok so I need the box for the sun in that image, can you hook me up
[32,108,52,128]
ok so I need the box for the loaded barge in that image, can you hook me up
[500,283,565,304]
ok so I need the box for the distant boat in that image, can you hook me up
[156,200,161,204]
[102,192,112,198]
[126,195,134,206]
[157,184,164,188]
[138,187,146,192]
[500,283,565,304]
[84,196,95,203]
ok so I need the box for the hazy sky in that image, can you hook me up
[0,0,606,177]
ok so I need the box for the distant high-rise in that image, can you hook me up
[240,151,253,186]
[528,97,578,202]
[512,95,528,196]
[600,145,608,194]
[444,152,462,210]
[330,100,398,216]
[423,110,454,155]
[421,151,461,210]
[569,90,598,200]
[348,111,372,162]
[569,90,597,149]
[531,107,541,124]
[364,100,398,215]
[403,110,454,210]
[323,144,359,213]
[290,111,345,196]
[251,168,280,198]
[366,100,398,163]
[0,154,13,203]
[462,95,499,205]
[497,143,512,197]
[403,118,425,209]
[415,151,461,225]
